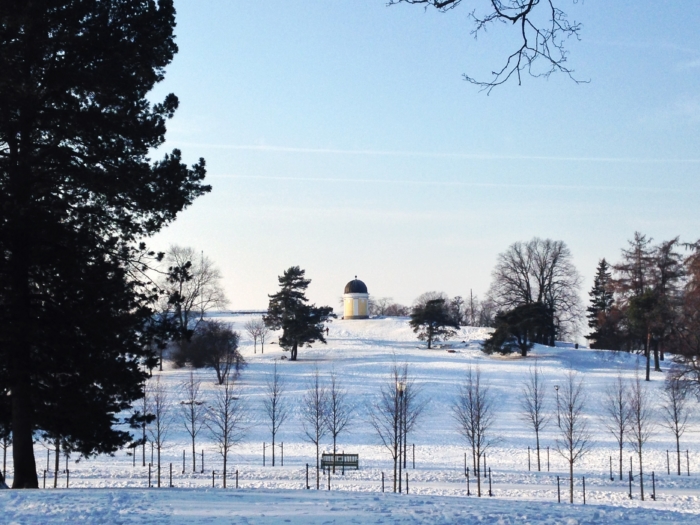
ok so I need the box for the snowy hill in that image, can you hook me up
[1,315,698,524]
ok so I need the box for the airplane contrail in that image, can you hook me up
[174,142,700,164]
[211,173,684,194]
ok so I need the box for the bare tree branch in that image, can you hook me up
[388,0,586,93]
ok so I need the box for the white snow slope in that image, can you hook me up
[1,315,699,524]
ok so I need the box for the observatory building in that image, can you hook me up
[343,277,369,319]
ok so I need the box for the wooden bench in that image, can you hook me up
[321,453,359,473]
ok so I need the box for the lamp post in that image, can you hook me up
[396,379,406,493]
[554,385,560,428]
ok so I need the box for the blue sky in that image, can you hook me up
[149,1,700,313]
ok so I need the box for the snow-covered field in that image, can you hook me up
[2,315,699,524]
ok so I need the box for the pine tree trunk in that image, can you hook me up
[11,373,38,488]
[53,439,60,488]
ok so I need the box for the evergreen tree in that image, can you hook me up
[585,259,622,349]
[482,302,554,357]
[264,267,335,361]
[649,239,684,368]
[409,298,460,349]
[0,1,208,487]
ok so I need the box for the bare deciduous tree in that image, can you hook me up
[452,366,496,497]
[179,370,206,473]
[206,373,248,488]
[325,370,354,474]
[520,362,549,471]
[413,291,449,309]
[262,362,289,467]
[388,1,584,93]
[300,368,328,489]
[661,376,691,476]
[488,237,583,341]
[147,376,173,488]
[259,323,270,354]
[555,370,592,504]
[244,318,261,354]
[371,297,394,316]
[601,372,630,481]
[160,245,228,365]
[627,367,655,500]
[368,363,423,493]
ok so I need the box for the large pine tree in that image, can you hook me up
[0,1,209,487]
[264,267,334,361]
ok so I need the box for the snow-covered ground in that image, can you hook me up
[2,315,699,524]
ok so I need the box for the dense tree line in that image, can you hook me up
[586,233,700,385]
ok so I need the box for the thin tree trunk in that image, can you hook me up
[653,340,661,372]
[272,433,275,467]
[476,452,481,497]
[223,452,227,488]
[535,432,541,471]
[619,443,624,481]
[393,400,398,493]
[157,446,161,488]
[645,332,651,382]
[569,461,574,503]
[638,450,644,501]
[192,436,196,473]
[677,435,681,476]
[332,436,336,475]
[316,441,320,489]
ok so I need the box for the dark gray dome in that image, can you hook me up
[344,278,368,294]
